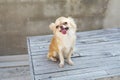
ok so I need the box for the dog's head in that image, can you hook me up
[49,17,77,35]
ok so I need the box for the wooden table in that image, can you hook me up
[27,28,120,80]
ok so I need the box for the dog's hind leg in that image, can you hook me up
[47,51,58,62]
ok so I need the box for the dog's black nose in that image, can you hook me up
[65,27,69,30]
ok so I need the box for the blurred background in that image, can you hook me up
[0,0,120,56]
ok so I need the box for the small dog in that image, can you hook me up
[47,17,77,68]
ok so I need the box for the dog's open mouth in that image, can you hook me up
[60,26,69,34]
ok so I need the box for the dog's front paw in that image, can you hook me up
[59,63,64,68]
[51,57,58,62]
[48,56,58,62]
[67,59,74,66]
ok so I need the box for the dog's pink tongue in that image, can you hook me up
[61,29,66,34]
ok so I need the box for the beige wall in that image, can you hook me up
[0,0,109,55]
[104,0,120,28]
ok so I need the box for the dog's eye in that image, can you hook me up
[56,25,59,28]
[63,22,67,25]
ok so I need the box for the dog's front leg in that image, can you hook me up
[67,48,74,65]
[58,51,64,68]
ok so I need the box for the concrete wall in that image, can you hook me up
[0,0,109,55]
[103,0,120,28]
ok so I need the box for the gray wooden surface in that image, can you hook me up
[27,28,120,80]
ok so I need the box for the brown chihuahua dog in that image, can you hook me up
[47,17,77,68]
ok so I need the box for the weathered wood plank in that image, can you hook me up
[30,40,120,56]
[95,74,120,80]
[33,59,120,74]
[32,54,111,64]
[106,67,120,75]
[29,28,120,43]
[29,32,120,46]
[51,70,107,80]
[29,39,120,53]
[30,40,120,53]
[33,55,120,74]
[0,66,30,80]
[30,41,120,59]
[77,28,120,36]
[35,63,120,80]
[0,76,30,80]
[0,61,29,68]
[0,55,28,62]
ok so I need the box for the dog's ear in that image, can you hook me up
[68,17,77,31]
[49,23,55,31]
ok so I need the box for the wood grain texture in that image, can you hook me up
[27,28,120,80]
[0,55,29,68]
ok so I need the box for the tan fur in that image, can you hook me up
[47,17,77,68]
